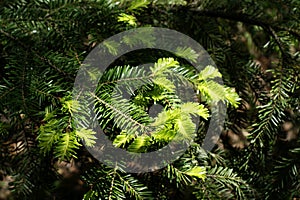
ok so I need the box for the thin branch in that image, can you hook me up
[167,8,299,54]
[263,25,288,58]
[178,8,300,38]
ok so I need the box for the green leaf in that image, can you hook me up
[180,102,209,119]
[61,99,80,116]
[117,13,137,26]
[38,125,60,154]
[123,28,155,47]
[54,132,80,160]
[184,166,206,180]
[224,87,241,108]
[152,129,177,142]
[128,0,150,11]
[175,115,195,140]
[75,128,97,147]
[127,135,151,152]
[153,0,187,6]
[113,131,135,148]
[103,40,120,56]
[197,80,226,102]
[175,46,199,63]
[152,77,175,91]
[152,109,180,127]
[151,57,179,76]
[198,65,222,80]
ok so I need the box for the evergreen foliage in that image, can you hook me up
[0,0,299,199]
